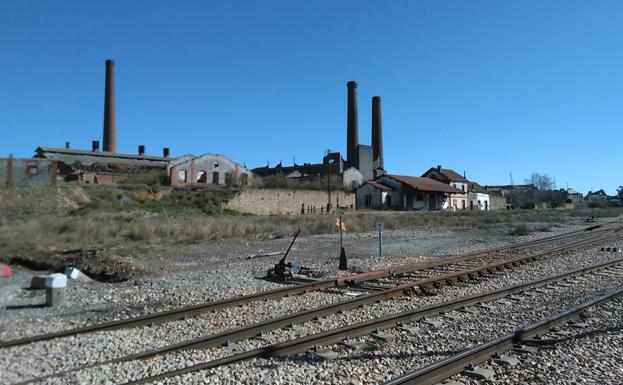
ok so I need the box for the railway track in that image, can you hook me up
[383,288,623,385]
[116,254,623,384]
[1,222,616,349]
[12,226,623,385]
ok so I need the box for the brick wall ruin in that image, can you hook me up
[225,188,355,215]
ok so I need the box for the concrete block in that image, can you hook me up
[440,311,460,320]
[45,287,66,306]
[314,349,339,360]
[493,353,520,367]
[342,340,368,351]
[64,266,81,280]
[371,330,393,342]
[398,324,420,334]
[513,344,539,353]
[463,364,495,380]
[1,263,12,277]
[418,317,443,327]
[45,273,67,288]
[30,275,48,289]
[458,306,480,315]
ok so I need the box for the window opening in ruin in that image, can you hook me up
[212,171,219,184]
[26,164,38,175]
[213,161,219,168]
[197,171,207,183]
[177,170,187,183]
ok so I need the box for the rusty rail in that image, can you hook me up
[117,257,623,385]
[2,223,612,349]
[383,287,623,385]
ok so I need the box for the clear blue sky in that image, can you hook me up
[1,1,621,194]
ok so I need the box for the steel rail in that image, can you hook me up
[23,229,617,385]
[2,223,611,349]
[116,257,623,385]
[18,249,623,385]
[383,287,623,385]
[118,231,620,360]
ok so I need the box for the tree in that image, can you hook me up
[618,186,623,198]
[525,172,554,191]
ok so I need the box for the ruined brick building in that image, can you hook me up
[252,81,385,189]
[1,60,250,188]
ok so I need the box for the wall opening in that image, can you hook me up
[197,170,207,183]
[26,164,39,176]
[177,170,187,183]
[212,172,219,184]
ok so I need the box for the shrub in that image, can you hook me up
[509,224,531,236]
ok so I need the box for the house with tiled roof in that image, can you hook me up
[356,174,462,210]
[421,165,493,211]
[466,180,491,211]
[421,165,471,210]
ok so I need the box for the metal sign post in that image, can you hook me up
[376,222,384,258]
[336,212,347,270]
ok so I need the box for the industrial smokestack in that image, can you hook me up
[92,140,100,152]
[103,59,117,153]
[371,96,383,170]
[346,81,359,167]
[65,142,71,149]
[138,145,145,156]
[163,148,170,158]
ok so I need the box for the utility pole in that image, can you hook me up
[327,160,331,213]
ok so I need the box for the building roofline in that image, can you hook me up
[36,147,169,162]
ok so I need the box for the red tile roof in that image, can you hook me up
[468,181,488,193]
[439,168,467,181]
[421,167,468,182]
[388,175,463,193]
[366,181,392,191]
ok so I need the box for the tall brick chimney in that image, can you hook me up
[102,59,117,153]
[371,96,383,170]
[346,81,359,168]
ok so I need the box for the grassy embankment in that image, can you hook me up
[0,185,620,280]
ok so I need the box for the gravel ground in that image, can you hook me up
[0,221,590,342]
[1,219,620,385]
[456,296,623,385]
[3,238,621,385]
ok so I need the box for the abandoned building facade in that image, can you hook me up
[1,60,251,189]
[356,174,462,210]
[252,81,385,189]
[169,153,254,187]
[356,166,498,212]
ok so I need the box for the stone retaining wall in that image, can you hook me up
[225,188,355,215]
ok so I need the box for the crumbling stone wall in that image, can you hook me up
[225,188,355,215]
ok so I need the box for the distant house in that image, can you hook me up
[565,189,583,205]
[467,181,491,211]
[485,184,536,209]
[421,165,493,210]
[421,166,469,210]
[356,174,462,211]
[586,189,608,202]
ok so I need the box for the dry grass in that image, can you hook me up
[1,185,621,280]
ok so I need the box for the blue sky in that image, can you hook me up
[1,1,621,194]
